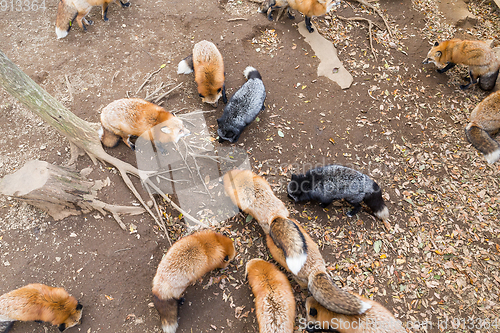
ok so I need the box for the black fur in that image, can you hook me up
[0,321,14,333]
[58,323,66,332]
[305,16,314,33]
[217,67,266,143]
[287,165,388,218]
[437,62,456,74]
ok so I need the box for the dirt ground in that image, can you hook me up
[0,0,499,332]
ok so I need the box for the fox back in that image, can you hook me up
[246,259,295,333]
[217,67,266,143]
[193,41,226,106]
[223,169,289,233]
[99,98,189,149]
[305,296,406,333]
[0,284,82,331]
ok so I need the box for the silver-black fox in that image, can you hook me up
[287,165,389,222]
[217,66,266,143]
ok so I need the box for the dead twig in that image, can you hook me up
[64,75,73,101]
[348,0,393,38]
[337,15,378,61]
[248,0,264,3]
[145,82,172,102]
[227,18,248,22]
[136,66,165,95]
[153,82,183,104]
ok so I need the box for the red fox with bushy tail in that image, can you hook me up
[99,98,190,151]
[152,230,236,333]
[423,39,500,91]
[261,0,336,32]
[0,284,83,332]
[246,259,295,333]
[465,90,500,164]
[55,0,130,39]
[177,40,227,107]
[304,296,407,333]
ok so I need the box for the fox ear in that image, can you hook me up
[160,126,172,134]
[309,307,318,317]
[435,51,442,57]
[434,41,439,46]
[58,323,66,331]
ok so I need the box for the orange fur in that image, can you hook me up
[287,0,333,18]
[223,169,289,234]
[423,39,500,90]
[99,98,189,150]
[305,296,407,333]
[0,284,82,331]
[266,218,369,315]
[55,0,130,38]
[246,259,295,333]
[193,41,226,106]
[152,230,235,333]
[465,90,500,163]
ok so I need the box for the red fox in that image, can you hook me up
[266,218,371,316]
[246,259,295,333]
[223,169,289,234]
[465,90,500,164]
[177,40,227,107]
[55,0,130,38]
[0,284,83,332]
[223,170,307,274]
[423,39,500,91]
[261,0,335,32]
[152,230,236,333]
[304,296,407,333]
[99,98,190,151]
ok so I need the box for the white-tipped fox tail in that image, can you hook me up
[286,253,307,275]
[177,60,193,74]
[56,26,69,39]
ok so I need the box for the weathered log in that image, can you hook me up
[0,49,204,242]
[0,160,145,230]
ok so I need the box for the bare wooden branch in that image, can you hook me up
[337,15,378,61]
[153,82,183,104]
[348,0,393,38]
[227,18,248,22]
[0,49,205,237]
[136,66,164,95]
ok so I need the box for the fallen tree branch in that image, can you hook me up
[348,0,392,38]
[0,49,204,241]
[337,15,379,61]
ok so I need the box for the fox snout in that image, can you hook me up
[422,58,430,64]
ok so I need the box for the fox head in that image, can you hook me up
[287,174,312,202]
[215,233,236,269]
[198,83,225,107]
[58,302,83,331]
[422,41,443,66]
[217,119,241,143]
[154,116,190,145]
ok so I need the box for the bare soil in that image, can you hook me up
[0,0,499,332]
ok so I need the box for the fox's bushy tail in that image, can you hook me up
[308,271,371,315]
[466,124,500,164]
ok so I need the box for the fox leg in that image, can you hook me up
[305,16,314,33]
[102,2,109,21]
[120,0,130,7]
[460,70,477,90]
[125,135,137,150]
[437,62,456,74]
[319,200,332,208]
[286,7,294,19]
[346,201,362,217]
[222,84,228,104]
